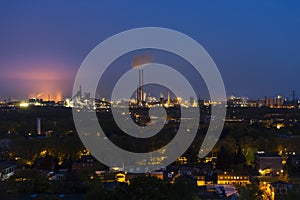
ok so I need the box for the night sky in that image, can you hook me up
[0,1,300,101]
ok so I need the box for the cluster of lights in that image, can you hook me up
[19,102,29,108]
[258,168,284,176]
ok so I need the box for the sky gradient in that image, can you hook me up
[0,1,300,100]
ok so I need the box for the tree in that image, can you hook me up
[169,175,198,200]
[9,169,49,193]
[216,146,232,171]
[239,184,263,200]
[128,176,168,200]
[233,146,246,165]
[84,187,125,200]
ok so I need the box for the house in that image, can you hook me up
[256,152,282,175]
[72,155,97,170]
[266,181,293,200]
[193,171,217,186]
[0,161,17,180]
[197,184,239,199]
[197,186,220,199]
[287,155,300,172]
[48,169,69,181]
[34,155,56,171]
[217,172,250,186]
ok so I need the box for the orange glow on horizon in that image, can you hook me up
[29,91,63,102]
[7,66,73,81]
[1,60,75,101]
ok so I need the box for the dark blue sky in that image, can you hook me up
[0,1,300,100]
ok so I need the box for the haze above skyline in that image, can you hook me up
[0,1,300,101]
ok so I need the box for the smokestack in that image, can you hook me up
[131,54,153,105]
[167,90,170,105]
[79,85,82,98]
[37,117,41,135]
[138,70,141,103]
[141,69,144,102]
[136,85,139,104]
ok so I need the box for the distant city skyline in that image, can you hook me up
[0,1,300,100]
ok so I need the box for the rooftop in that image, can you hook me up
[256,153,281,158]
[0,161,16,170]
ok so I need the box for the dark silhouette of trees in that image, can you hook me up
[169,175,198,200]
[9,169,49,193]
[127,176,168,200]
[239,184,263,200]
[84,175,199,200]
[216,146,233,171]
[233,146,246,165]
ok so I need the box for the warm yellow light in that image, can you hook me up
[276,123,284,129]
[116,173,126,183]
[197,181,205,186]
[282,160,286,165]
[20,102,29,108]
[26,161,33,166]
[40,150,47,156]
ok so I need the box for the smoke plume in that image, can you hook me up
[131,54,154,68]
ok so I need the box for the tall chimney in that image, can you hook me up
[136,85,139,104]
[141,69,144,102]
[138,70,141,103]
[37,117,41,135]
[79,85,82,98]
